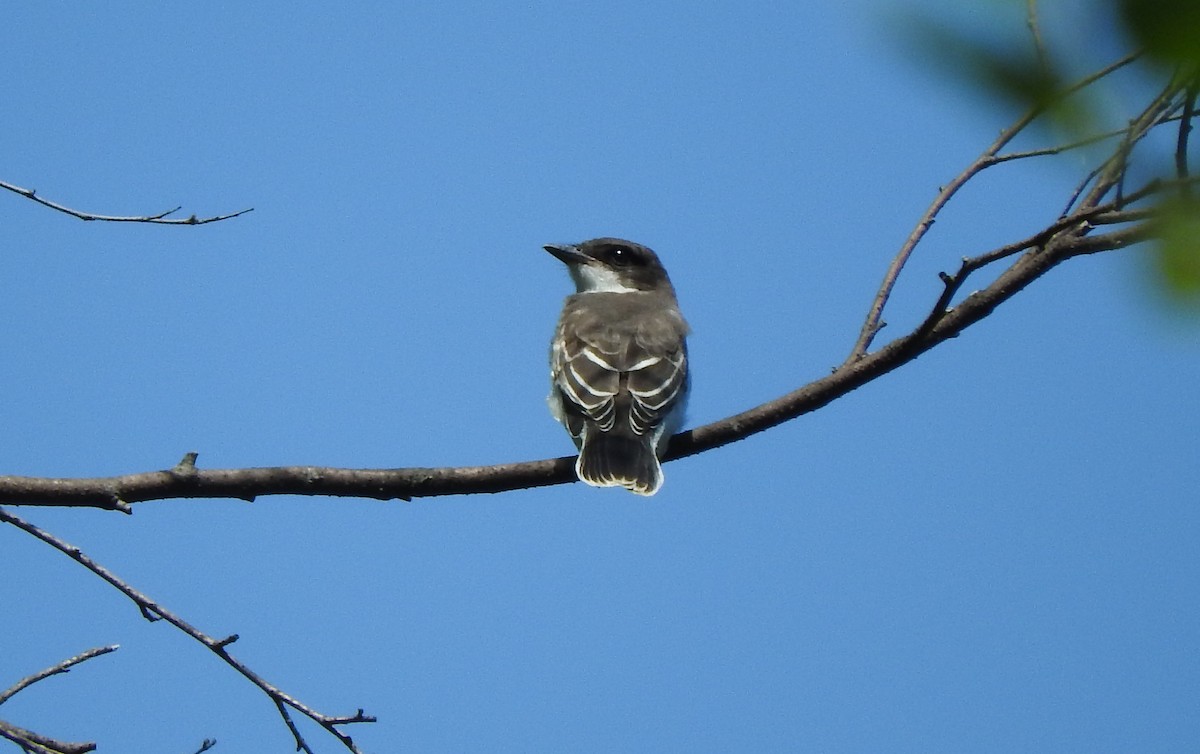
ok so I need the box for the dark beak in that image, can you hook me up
[543,243,588,265]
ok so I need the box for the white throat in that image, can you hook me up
[571,263,640,294]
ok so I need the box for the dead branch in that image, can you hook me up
[0,508,373,754]
[0,646,118,754]
[845,51,1140,362]
[0,179,252,225]
[0,646,118,706]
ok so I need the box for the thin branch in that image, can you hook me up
[844,52,1141,362]
[273,699,316,754]
[915,166,1194,338]
[0,646,118,706]
[1176,79,1197,192]
[850,50,1185,356]
[190,740,218,754]
[0,647,119,754]
[0,179,253,225]
[0,718,96,754]
[844,120,1029,362]
[992,117,1182,164]
[1075,77,1188,214]
[1027,0,1050,74]
[0,508,374,754]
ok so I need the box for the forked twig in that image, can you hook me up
[0,507,374,753]
[0,646,118,754]
[845,52,1140,362]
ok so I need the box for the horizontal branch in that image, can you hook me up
[0,223,1152,509]
[1,179,253,225]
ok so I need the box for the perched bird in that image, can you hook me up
[544,238,690,495]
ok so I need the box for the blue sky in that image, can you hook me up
[2,1,1198,752]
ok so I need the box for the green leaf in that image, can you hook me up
[1118,0,1200,69]
[1153,197,1200,303]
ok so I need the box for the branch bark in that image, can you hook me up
[0,221,1155,509]
[0,508,373,754]
[0,719,96,754]
[0,646,118,754]
[0,56,1185,511]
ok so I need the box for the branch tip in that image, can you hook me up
[1,180,253,226]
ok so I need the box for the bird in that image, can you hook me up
[544,238,690,495]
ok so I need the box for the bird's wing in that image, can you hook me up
[553,322,687,438]
[624,347,687,436]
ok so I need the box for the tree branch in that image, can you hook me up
[0,646,118,754]
[0,179,252,225]
[1026,0,1048,69]
[0,217,1160,508]
[1176,78,1197,192]
[0,718,96,754]
[0,508,374,754]
[844,52,1140,362]
[0,646,118,707]
[1,34,1192,754]
[0,51,1177,511]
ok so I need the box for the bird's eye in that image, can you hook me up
[607,246,635,265]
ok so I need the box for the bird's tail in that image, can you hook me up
[576,433,663,496]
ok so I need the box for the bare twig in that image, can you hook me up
[0,179,253,225]
[1177,79,1197,192]
[1077,77,1187,213]
[992,117,1185,164]
[0,508,374,754]
[844,52,1140,362]
[843,120,1026,362]
[0,646,119,754]
[191,739,218,754]
[0,718,97,754]
[1027,0,1049,73]
[0,645,119,706]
